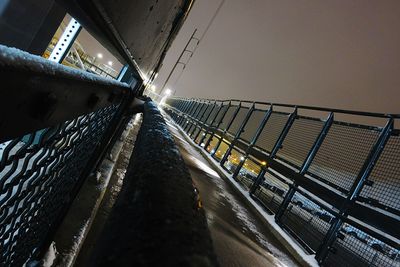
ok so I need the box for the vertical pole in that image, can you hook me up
[221,103,255,166]
[270,108,297,157]
[194,101,217,143]
[215,103,241,162]
[275,112,334,222]
[204,103,226,151]
[49,18,82,63]
[159,29,198,95]
[232,106,272,181]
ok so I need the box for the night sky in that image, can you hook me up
[153,0,400,114]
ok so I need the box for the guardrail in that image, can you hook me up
[0,45,137,266]
[164,97,400,266]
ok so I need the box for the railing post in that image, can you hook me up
[185,101,201,131]
[189,101,210,136]
[216,103,241,162]
[232,106,272,181]
[249,166,267,194]
[221,103,255,167]
[205,103,228,152]
[315,118,394,264]
[194,101,218,143]
[275,112,334,222]
[179,100,194,125]
[249,107,298,195]
[270,107,297,158]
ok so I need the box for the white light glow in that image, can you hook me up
[97,53,103,58]
[151,85,156,91]
[108,61,113,66]
[165,88,172,95]
[240,156,245,161]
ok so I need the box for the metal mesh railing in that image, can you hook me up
[164,97,400,266]
[0,105,120,266]
[0,45,134,265]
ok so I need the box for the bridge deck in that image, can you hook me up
[166,118,299,267]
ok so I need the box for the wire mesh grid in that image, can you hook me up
[199,104,214,123]
[188,102,200,117]
[280,191,335,252]
[359,134,400,215]
[222,147,244,174]
[218,106,237,131]
[276,117,324,170]
[235,156,261,190]
[213,141,230,161]
[0,105,118,266]
[212,105,229,127]
[239,110,267,142]
[206,135,221,155]
[184,119,195,132]
[190,127,201,140]
[226,107,249,135]
[255,112,289,154]
[195,103,208,120]
[252,170,290,214]
[206,104,221,125]
[195,130,206,144]
[307,123,380,193]
[324,222,400,267]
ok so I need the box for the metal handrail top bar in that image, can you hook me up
[169,96,400,118]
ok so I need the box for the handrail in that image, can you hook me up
[0,45,131,144]
[169,96,400,118]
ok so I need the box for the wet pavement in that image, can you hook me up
[166,119,300,267]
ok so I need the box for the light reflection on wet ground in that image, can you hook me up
[166,119,300,267]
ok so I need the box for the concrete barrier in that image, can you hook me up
[90,100,218,267]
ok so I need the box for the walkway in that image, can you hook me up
[165,117,300,267]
